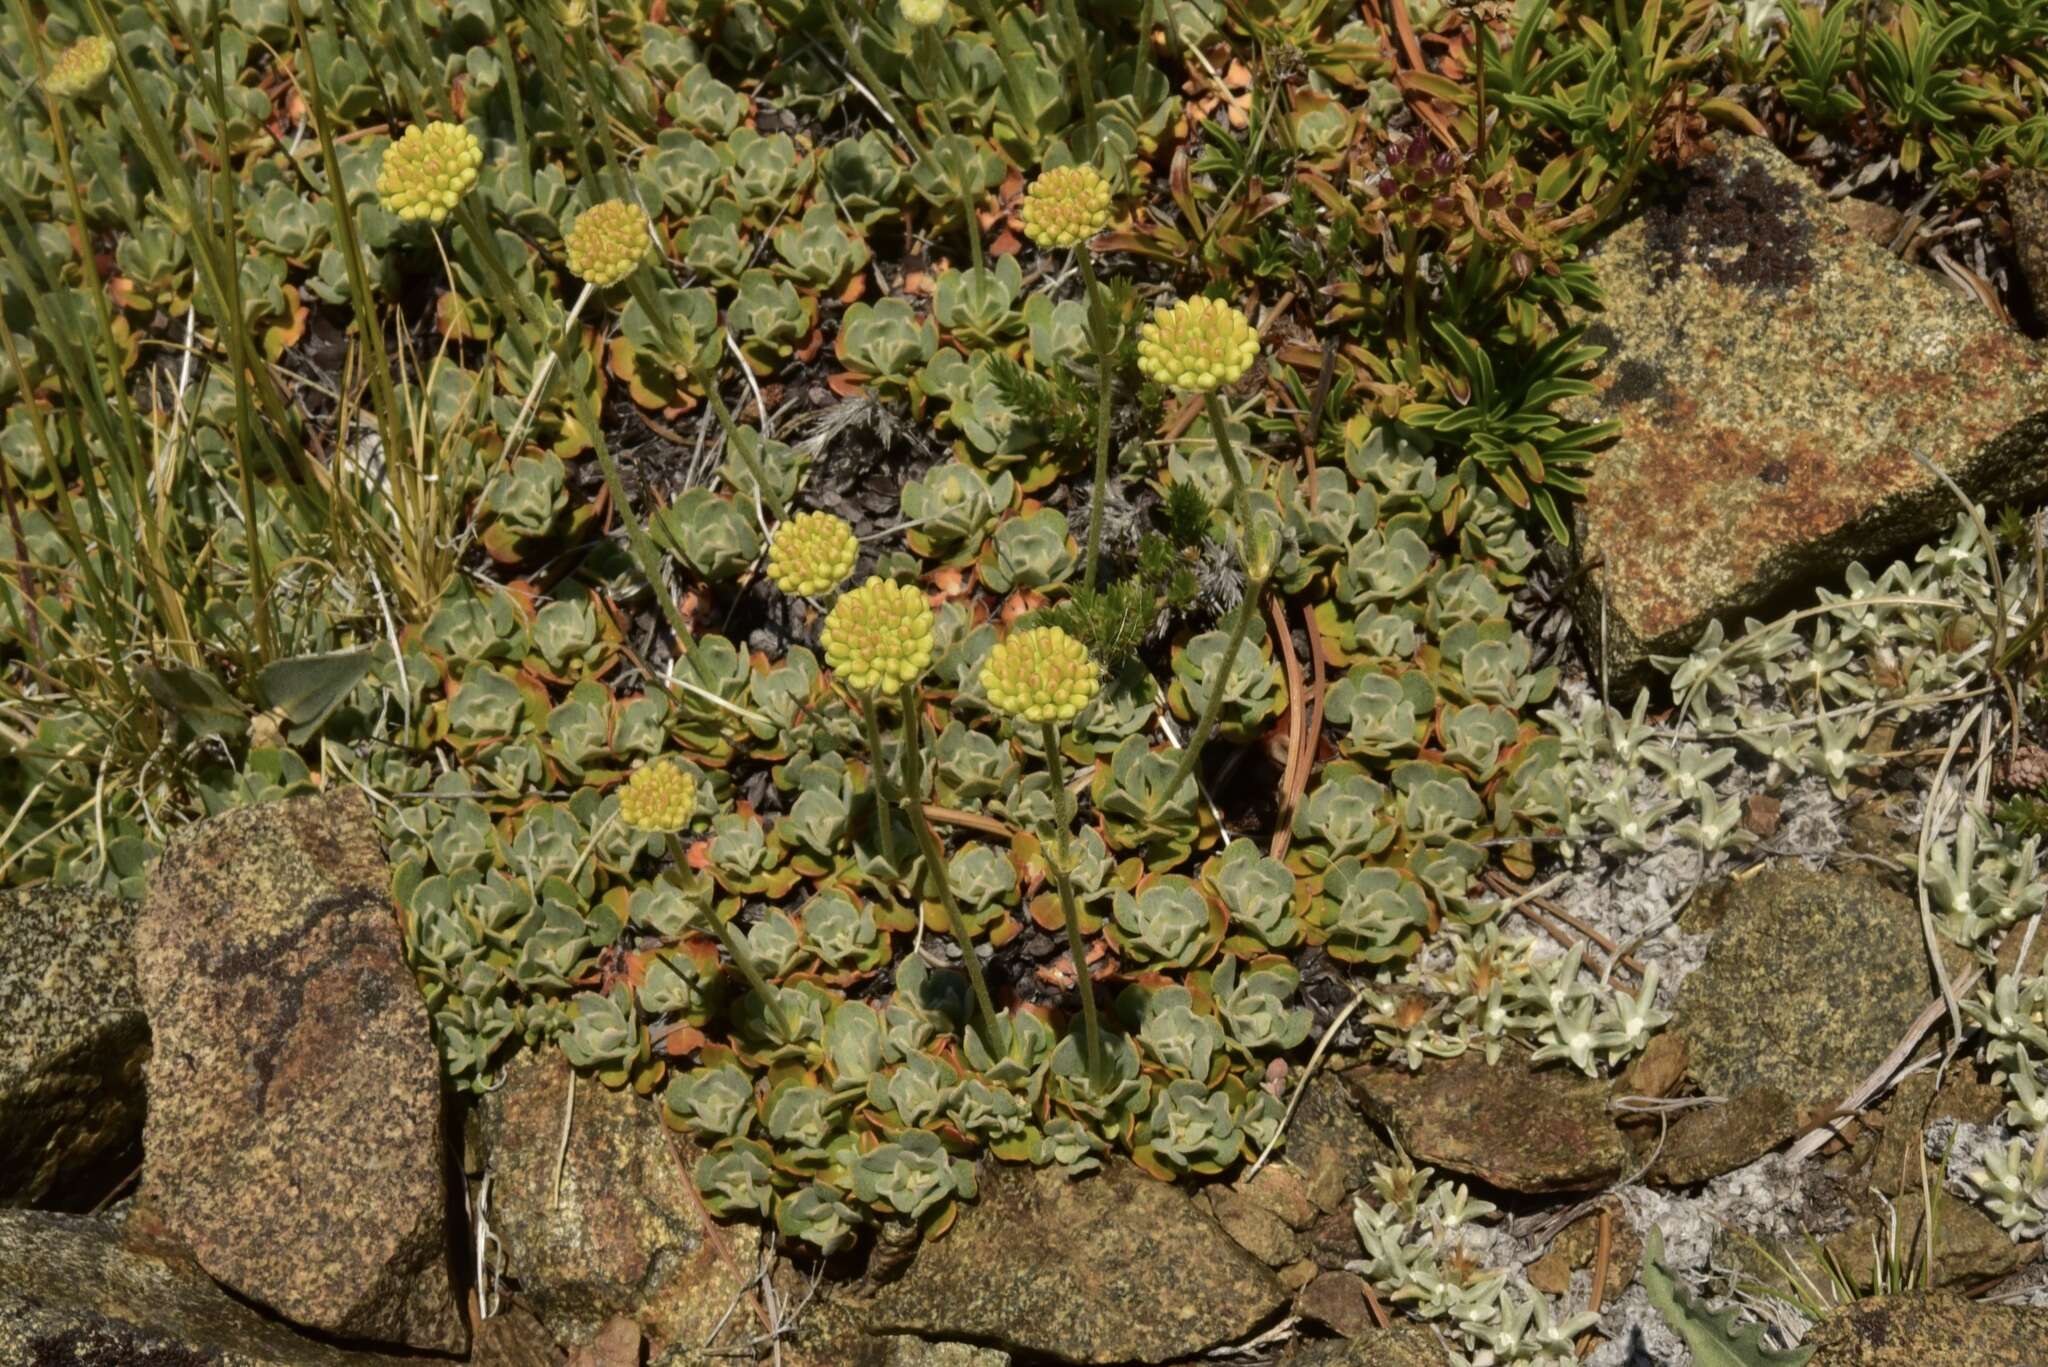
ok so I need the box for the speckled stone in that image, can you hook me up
[1341,1051,1631,1193]
[0,885,148,1210]
[1281,1322,1449,1365]
[2008,168,2048,317]
[759,1289,1016,1367]
[136,791,464,1353]
[867,1158,1287,1363]
[1669,863,1932,1163]
[472,1048,760,1356]
[1806,1291,2048,1365]
[1569,134,2048,680]
[0,1208,418,1366]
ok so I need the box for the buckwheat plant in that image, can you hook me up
[621,758,792,1037]
[564,198,652,288]
[42,34,113,99]
[376,121,483,225]
[982,624,1104,1073]
[1020,164,1120,591]
[768,511,859,597]
[1137,297,1264,793]
[822,579,1003,1041]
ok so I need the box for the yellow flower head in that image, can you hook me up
[899,0,948,25]
[980,626,1098,724]
[564,198,650,288]
[1135,296,1259,393]
[821,577,935,693]
[43,35,113,100]
[376,122,483,226]
[767,511,858,597]
[1018,165,1113,250]
[618,758,698,833]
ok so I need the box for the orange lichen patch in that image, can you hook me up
[1571,136,2048,674]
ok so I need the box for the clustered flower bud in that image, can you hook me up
[377,122,483,225]
[899,0,948,26]
[980,626,1098,724]
[767,511,859,597]
[1375,135,1462,233]
[618,758,697,833]
[1135,296,1258,393]
[564,198,650,288]
[821,577,935,693]
[43,34,112,100]
[1018,165,1113,250]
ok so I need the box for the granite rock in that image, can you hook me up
[0,885,148,1210]
[868,1158,1287,1363]
[1342,1052,1631,1193]
[473,1047,761,1356]
[1805,1291,2048,1365]
[0,1207,418,1366]
[1667,863,1934,1171]
[137,791,463,1353]
[1570,135,2048,680]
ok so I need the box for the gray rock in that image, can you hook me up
[1342,1052,1632,1193]
[137,791,464,1353]
[0,885,148,1210]
[0,1207,417,1366]
[1668,863,1934,1171]
[473,1048,761,1356]
[867,1158,1287,1363]
[1568,135,2048,681]
[1806,1291,2048,1365]
[1282,1323,1451,1365]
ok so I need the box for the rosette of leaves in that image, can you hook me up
[1306,859,1432,964]
[1323,667,1436,761]
[1133,1078,1248,1178]
[1202,841,1303,954]
[1167,625,1285,743]
[1201,956,1312,1054]
[798,889,890,974]
[852,1129,979,1229]
[934,256,1026,350]
[771,203,870,293]
[931,841,1022,944]
[1287,766,1394,872]
[664,1049,760,1141]
[836,299,940,401]
[901,460,1016,564]
[730,268,817,370]
[1117,982,1228,1082]
[978,505,1077,595]
[653,489,762,582]
[559,984,657,1091]
[1090,735,1206,866]
[1106,874,1224,969]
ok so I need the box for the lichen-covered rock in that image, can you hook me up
[473,1047,761,1355]
[867,1158,1287,1363]
[1805,1291,2048,1365]
[0,885,148,1209]
[1281,1322,1448,1365]
[766,1289,1015,1367]
[1667,863,1933,1171]
[1342,1052,1631,1193]
[1569,134,2048,680]
[136,791,463,1353]
[0,1208,418,1366]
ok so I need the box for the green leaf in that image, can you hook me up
[254,649,373,739]
[1641,1229,1813,1367]
[137,662,250,740]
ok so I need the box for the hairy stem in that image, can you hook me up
[1038,721,1104,1078]
[858,690,903,874]
[898,684,1004,1045]
[665,833,795,1040]
[1164,390,1264,795]
[1077,249,1116,593]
